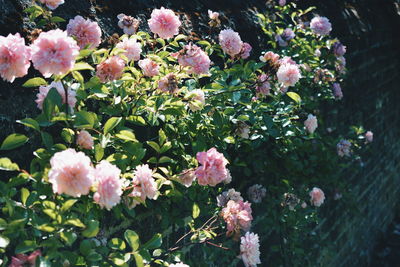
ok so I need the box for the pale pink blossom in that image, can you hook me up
[279,0,286,6]
[219,29,243,57]
[223,169,232,184]
[221,200,253,235]
[129,164,158,206]
[66,16,102,49]
[276,28,295,47]
[169,263,189,267]
[301,202,307,208]
[158,73,179,94]
[96,56,125,83]
[116,37,142,61]
[148,7,181,39]
[256,74,270,96]
[48,148,94,197]
[279,56,296,66]
[177,43,211,74]
[309,187,325,207]
[76,130,94,149]
[39,0,64,10]
[208,10,219,20]
[337,139,351,157]
[314,49,321,57]
[35,81,77,110]
[332,83,343,99]
[240,232,261,267]
[188,89,205,111]
[217,188,243,207]
[310,16,332,36]
[332,41,346,57]
[138,58,159,77]
[304,114,318,134]
[277,63,301,87]
[247,184,266,204]
[195,147,229,186]
[179,169,196,187]
[93,160,123,210]
[365,131,373,143]
[0,33,31,82]
[10,250,41,267]
[117,14,139,35]
[31,29,79,78]
[241,42,252,59]
[336,56,346,73]
[259,51,280,65]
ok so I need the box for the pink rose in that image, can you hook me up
[256,74,271,96]
[240,232,261,267]
[217,188,243,207]
[337,139,351,157]
[310,16,332,36]
[332,41,346,57]
[195,147,229,186]
[129,164,158,207]
[116,37,142,61]
[35,81,77,110]
[177,43,211,74]
[240,42,252,59]
[39,0,64,10]
[259,51,280,65]
[277,63,301,87]
[117,14,139,35]
[309,187,325,207]
[208,10,219,20]
[304,114,318,134]
[179,169,196,187]
[96,56,125,83]
[138,58,159,77]
[76,130,94,149]
[10,250,41,267]
[148,7,181,39]
[0,33,31,82]
[219,29,243,57]
[188,89,206,111]
[66,15,102,49]
[365,131,373,143]
[221,200,253,235]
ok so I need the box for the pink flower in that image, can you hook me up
[48,148,94,197]
[241,42,252,59]
[116,37,142,61]
[279,56,296,66]
[39,0,64,10]
[0,33,31,82]
[256,74,271,96]
[96,56,125,83]
[31,29,79,78]
[259,51,280,64]
[117,14,139,35]
[188,89,206,111]
[148,7,181,39]
[195,147,229,186]
[365,131,373,143]
[219,29,243,57]
[336,56,346,73]
[208,10,219,20]
[35,81,77,110]
[309,187,325,207]
[332,83,343,99]
[304,114,318,134]
[337,139,351,157]
[158,73,179,94]
[76,130,94,149]
[93,160,123,210]
[332,41,346,57]
[138,58,159,77]
[129,164,158,206]
[221,200,253,235]
[310,16,332,36]
[240,232,261,267]
[277,63,301,87]
[247,184,266,204]
[10,250,41,267]
[179,169,196,187]
[177,43,211,74]
[66,15,102,49]
[279,0,286,6]
[217,188,243,207]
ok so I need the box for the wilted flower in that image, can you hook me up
[337,139,351,157]
[66,16,102,49]
[138,58,159,77]
[282,193,300,210]
[217,188,243,207]
[188,89,205,111]
[277,63,301,87]
[276,28,295,47]
[158,73,179,94]
[240,232,261,267]
[332,83,343,99]
[332,41,346,57]
[236,121,251,139]
[195,148,229,186]
[10,250,41,267]
[219,29,243,57]
[309,187,325,207]
[0,33,31,82]
[208,10,221,27]
[48,149,94,197]
[247,184,266,203]
[116,37,142,61]
[93,161,123,210]
[31,29,79,78]
[241,42,252,59]
[148,7,181,39]
[310,16,332,35]
[129,164,158,206]
[35,81,77,110]
[76,130,94,149]
[304,114,318,134]
[96,56,125,83]
[117,14,139,35]
[256,74,271,96]
[177,43,211,74]
[221,200,253,235]
[39,0,64,10]
[365,131,373,143]
[179,169,196,187]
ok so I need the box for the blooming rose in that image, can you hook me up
[241,42,252,59]
[208,10,219,20]
[219,29,243,57]
[279,56,296,66]
[96,56,125,83]
[138,58,159,77]
[309,187,325,207]
[195,147,229,186]
[188,89,205,111]
[93,160,123,210]
[259,51,280,65]
[117,14,139,35]
[332,41,346,57]
[116,37,142,61]
[240,232,261,267]
[10,250,41,267]
[148,7,181,39]
[66,16,102,49]
[39,0,64,10]
[48,149,94,197]
[277,63,301,87]
[0,33,31,82]
[31,29,79,78]
[304,114,318,134]
[337,139,351,157]
[217,188,243,207]
[365,131,373,143]
[76,130,94,149]
[221,200,253,235]
[35,81,77,110]
[177,43,211,74]
[247,184,266,204]
[129,164,158,206]
[179,169,196,187]
[256,74,271,96]
[332,83,343,100]
[158,73,179,94]
[310,16,332,35]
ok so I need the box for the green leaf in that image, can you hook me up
[0,157,19,171]
[15,240,36,254]
[66,218,86,228]
[287,92,301,103]
[72,62,94,71]
[41,131,54,149]
[146,141,160,153]
[21,188,30,205]
[36,224,56,232]
[82,220,99,237]
[61,199,78,213]
[115,130,136,142]
[22,77,47,88]
[50,16,66,23]
[94,144,104,162]
[132,252,144,267]
[109,238,126,250]
[79,240,92,255]
[61,128,75,143]
[43,87,62,120]
[143,233,162,250]
[160,142,172,153]
[104,117,122,134]
[17,118,40,131]
[192,203,200,219]
[124,230,140,251]
[0,134,29,150]
[158,156,172,164]
[60,231,77,246]
[0,235,10,248]
[74,110,96,128]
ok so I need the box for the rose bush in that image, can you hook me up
[0,1,374,266]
